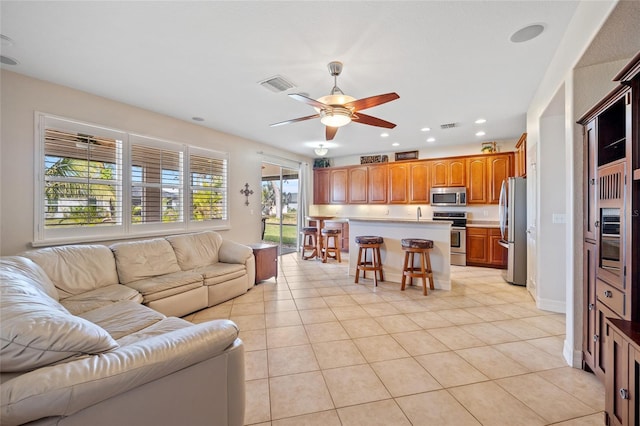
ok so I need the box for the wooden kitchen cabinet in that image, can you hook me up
[467,156,488,204]
[348,166,368,204]
[583,242,597,371]
[431,158,465,187]
[467,153,513,205]
[488,154,512,204]
[584,121,597,243]
[466,227,507,268]
[514,133,527,177]
[388,162,409,204]
[605,318,640,426]
[367,164,388,204]
[330,168,348,204]
[409,161,430,204]
[313,169,330,204]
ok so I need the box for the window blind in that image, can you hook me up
[44,128,122,229]
[189,150,227,222]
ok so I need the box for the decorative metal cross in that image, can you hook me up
[240,183,254,206]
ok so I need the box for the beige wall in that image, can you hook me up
[0,70,309,255]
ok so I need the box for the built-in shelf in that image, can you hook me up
[603,137,626,150]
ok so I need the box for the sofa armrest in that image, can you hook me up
[1,320,240,426]
[218,240,253,264]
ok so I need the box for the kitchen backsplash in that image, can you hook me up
[309,204,500,222]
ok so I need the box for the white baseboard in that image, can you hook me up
[563,340,582,368]
[536,297,566,313]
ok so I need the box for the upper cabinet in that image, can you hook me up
[313,169,330,204]
[313,152,514,205]
[431,158,465,187]
[467,156,488,204]
[388,162,409,204]
[330,168,348,204]
[514,133,527,177]
[348,166,368,204]
[368,164,388,204]
[409,161,431,204]
[488,154,512,204]
[466,153,513,205]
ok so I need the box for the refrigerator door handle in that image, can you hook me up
[498,180,507,240]
[498,239,509,249]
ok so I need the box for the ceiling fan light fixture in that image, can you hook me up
[314,144,328,156]
[320,108,352,127]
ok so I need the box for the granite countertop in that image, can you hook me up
[466,220,500,228]
[347,217,451,225]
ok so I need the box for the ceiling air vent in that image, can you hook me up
[440,122,458,129]
[259,75,296,93]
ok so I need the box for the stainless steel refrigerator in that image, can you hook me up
[498,177,527,286]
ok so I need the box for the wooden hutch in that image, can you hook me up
[578,52,640,426]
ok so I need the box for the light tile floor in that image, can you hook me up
[184,253,604,426]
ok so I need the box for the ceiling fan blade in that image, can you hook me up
[289,93,328,109]
[352,112,397,129]
[326,126,338,141]
[344,92,399,111]
[270,114,320,127]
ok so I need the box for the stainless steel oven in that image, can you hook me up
[433,212,467,266]
[600,208,621,271]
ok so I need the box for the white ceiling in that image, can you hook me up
[0,1,599,158]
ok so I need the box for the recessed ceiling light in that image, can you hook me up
[380,132,389,138]
[475,118,486,124]
[510,24,545,43]
[427,137,435,143]
[192,117,205,122]
[421,127,431,132]
[0,55,18,66]
[392,142,400,147]
[475,131,486,136]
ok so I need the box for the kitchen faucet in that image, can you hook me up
[417,206,422,221]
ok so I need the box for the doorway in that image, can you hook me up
[261,163,299,255]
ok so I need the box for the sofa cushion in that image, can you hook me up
[125,270,203,303]
[22,245,120,299]
[79,301,165,340]
[60,284,144,315]
[0,268,118,373]
[111,238,181,284]
[193,262,246,286]
[0,256,58,301]
[166,231,223,270]
[116,316,194,347]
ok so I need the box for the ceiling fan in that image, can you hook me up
[270,61,400,141]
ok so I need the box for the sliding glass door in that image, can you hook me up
[261,163,299,254]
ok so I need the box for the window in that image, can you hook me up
[189,148,228,222]
[35,114,229,245]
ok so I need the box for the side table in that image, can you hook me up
[248,243,278,284]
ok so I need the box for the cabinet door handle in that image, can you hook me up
[594,334,599,342]
[590,178,596,185]
[604,290,613,298]
[620,388,630,400]
[588,303,595,311]
[594,220,600,228]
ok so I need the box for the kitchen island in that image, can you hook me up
[348,218,452,290]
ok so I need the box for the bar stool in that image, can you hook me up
[354,236,384,286]
[321,228,341,263]
[401,238,434,296]
[301,227,318,260]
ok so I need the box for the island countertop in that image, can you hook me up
[347,217,452,225]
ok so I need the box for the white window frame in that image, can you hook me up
[34,112,230,246]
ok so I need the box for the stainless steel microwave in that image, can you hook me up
[430,187,467,206]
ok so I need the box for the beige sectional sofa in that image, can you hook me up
[0,231,256,425]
